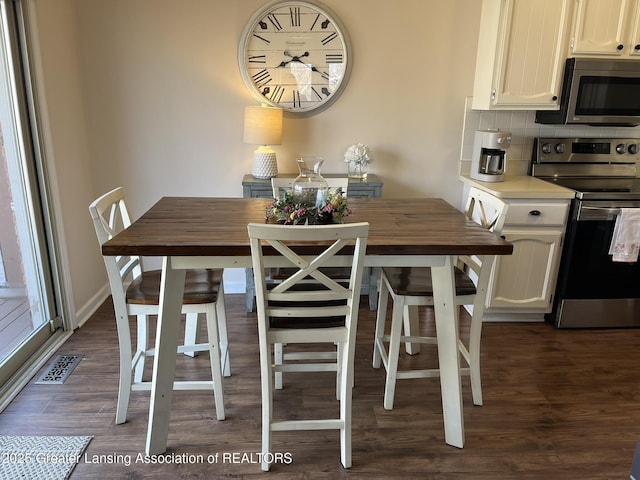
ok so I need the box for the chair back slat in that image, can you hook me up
[269,304,350,318]
[269,237,353,293]
[89,187,144,299]
[464,187,509,234]
[459,187,509,277]
[249,223,369,325]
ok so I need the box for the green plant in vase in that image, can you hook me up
[266,188,351,225]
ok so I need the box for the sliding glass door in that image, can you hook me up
[0,0,60,387]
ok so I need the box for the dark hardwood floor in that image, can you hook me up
[0,294,638,479]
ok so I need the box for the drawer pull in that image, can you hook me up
[529,210,541,216]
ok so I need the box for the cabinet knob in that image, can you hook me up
[552,95,558,101]
[529,210,541,216]
[635,44,640,51]
[617,44,624,51]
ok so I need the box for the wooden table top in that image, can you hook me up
[102,197,513,257]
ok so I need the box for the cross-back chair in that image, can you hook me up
[245,177,351,314]
[248,221,369,471]
[269,176,353,389]
[89,187,229,425]
[372,187,509,409]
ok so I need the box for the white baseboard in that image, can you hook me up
[74,284,110,329]
[483,312,546,322]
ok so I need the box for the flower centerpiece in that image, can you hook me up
[266,188,351,225]
[344,143,373,179]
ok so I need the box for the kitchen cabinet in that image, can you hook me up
[485,199,570,320]
[472,0,572,110]
[570,0,640,56]
[458,175,574,321]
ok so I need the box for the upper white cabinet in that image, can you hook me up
[570,0,640,56]
[472,0,573,110]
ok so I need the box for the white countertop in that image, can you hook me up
[460,175,576,200]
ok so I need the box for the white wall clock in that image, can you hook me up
[238,0,352,117]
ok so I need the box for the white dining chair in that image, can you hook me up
[89,187,229,425]
[248,221,369,471]
[245,178,351,314]
[372,187,509,409]
[269,176,353,390]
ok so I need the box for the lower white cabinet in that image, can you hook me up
[484,198,570,321]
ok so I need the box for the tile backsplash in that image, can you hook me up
[460,96,640,176]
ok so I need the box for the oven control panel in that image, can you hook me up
[534,138,640,164]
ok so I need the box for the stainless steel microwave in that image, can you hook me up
[536,58,640,127]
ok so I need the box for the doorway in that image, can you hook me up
[0,0,62,388]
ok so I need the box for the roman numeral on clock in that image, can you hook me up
[321,32,338,45]
[293,90,301,108]
[252,33,270,45]
[326,54,343,64]
[311,87,322,100]
[252,69,271,87]
[290,7,300,27]
[269,85,285,104]
[312,66,329,80]
[266,14,282,31]
[310,14,321,31]
[248,55,266,64]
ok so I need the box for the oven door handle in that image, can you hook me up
[577,205,621,221]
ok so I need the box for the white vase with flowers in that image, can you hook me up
[344,143,373,179]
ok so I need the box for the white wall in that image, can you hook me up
[32,0,103,326]
[32,0,484,317]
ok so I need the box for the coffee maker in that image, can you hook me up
[470,129,511,182]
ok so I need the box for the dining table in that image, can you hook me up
[102,196,513,456]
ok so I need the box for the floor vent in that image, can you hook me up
[35,354,83,384]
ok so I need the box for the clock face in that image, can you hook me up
[238,0,351,116]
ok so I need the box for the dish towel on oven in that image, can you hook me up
[609,208,640,262]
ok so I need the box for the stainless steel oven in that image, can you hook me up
[531,138,640,328]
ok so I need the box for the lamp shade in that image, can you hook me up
[243,105,283,145]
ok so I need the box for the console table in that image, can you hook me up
[242,173,383,198]
[242,173,383,312]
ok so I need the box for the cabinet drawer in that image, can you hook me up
[505,202,569,226]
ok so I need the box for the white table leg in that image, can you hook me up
[430,255,464,449]
[146,256,185,456]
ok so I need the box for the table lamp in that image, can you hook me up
[244,105,283,179]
